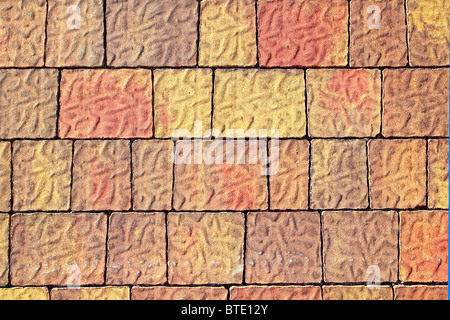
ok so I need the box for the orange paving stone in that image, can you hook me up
[230,286,321,300]
[132,286,228,300]
[0,214,8,285]
[51,287,130,300]
[323,286,393,300]
[428,139,449,209]
[394,285,448,300]
[0,287,49,300]
[0,142,11,212]
[400,210,448,282]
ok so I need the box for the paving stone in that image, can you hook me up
[46,0,104,67]
[154,69,212,138]
[258,0,348,67]
[51,287,130,300]
[428,139,449,209]
[307,69,381,138]
[310,140,368,209]
[394,285,448,300]
[323,286,393,300]
[132,141,173,211]
[407,0,450,66]
[168,212,245,284]
[106,212,166,285]
[0,214,8,285]
[382,69,449,137]
[106,0,198,66]
[350,0,408,67]
[59,69,153,139]
[400,210,448,282]
[0,287,49,300]
[368,139,427,209]
[0,0,46,67]
[269,140,309,210]
[0,142,11,212]
[132,286,228,300]
[13,140,72,211]
[230,286,321,300]
[323,211,398,283]
[0,69,58,139]
[199,0,257,66]
[10,213,107,286]
[72,140,131,211]
[214,69,306,138]
[245,212,322,284]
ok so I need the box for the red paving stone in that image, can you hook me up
[394,285,448,300]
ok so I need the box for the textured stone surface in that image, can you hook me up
[269,140,309,210]
[245,212,322,284]
[311,140,368,209]
[323,211,398,283]
[168,212,245,284]
[407,0,450,66]
[46,0,104,67]
[199,0,256,66]
[0,69,58,139]
[0,142,11,212]
[132,141,173,211]
[106,212,166,285]
[382,69,449,137]
[307,69,381,137]
[214,69,306,138]
[428,139,449,209]
[0,214,8,285]
[154,69,212,138]
[0,0,46,67]
[350,0,408,67]
[230,286,321,300]
[51,287,130,300]
[10,213,107,286]
[13,140,72,211]
[0,287,49,300]
[400,211,448,282]
[258,0,348,67]
[106,0,198,66]
[323,286,393,300]
[59,69,153,139]
[132,286,228,300]
[72,140,131,211]
[394,285,448,300]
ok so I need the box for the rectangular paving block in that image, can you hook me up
[168,212,245,284]
[72,140,131,211]
[246,212,322,284]
[46,0,104,67]
[0,287,49,300]
[0,0,46,67]
[132,286,228,300]
[13,140,72,211]
[214,69,306,138]
[51,287,130,300]
[132,140,173,211]
[59,69,153,139]
[382,69,449,137]
[0,142,11,212]
[368,139,427,209]
[323,211,398,283]
[307,69,381,137]
[230,286,321,300]
[199,0,257,66]
[258,0,348,67]
[0,69,59,139]
[154,69,212,138]
[428,139,449,209]
[350,0,408,67]
[323,286,393,300]
[10,213,107,286]
[0,214,8,285]
[400,211,448,282]
[106,0,198,66]
[394,285,448,300]
[311,140,368,209]
[106,212,166,285]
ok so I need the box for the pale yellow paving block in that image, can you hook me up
[51,287,130,300]
[0,142,11,212]
[0,214,8,285]
[0,287,49,300]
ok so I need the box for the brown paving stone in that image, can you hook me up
[168,212,245,285]
[72,140,131,211]
[311,140,368,209]
[350,0,408,67]
[382,69,449,137]
[400,211,448,282]
[132,141,173,211]
[269,140,309,210]
[368,139,427,209]
[10,213,107,286]
[132,286,228,300]
[307,69,381,138]
[0,142,11,212]
[13,140,72,211]
[323,286,393,300]
[428,139,449,209]
[59,69,153,139]
[46,0,104,67]
[0,69,58,139]
[230,286,321,300]
[0,0,46,67]
[106,212,166,285]
[0,287,49,300]
[323,211,398,283]
[394,285,448,300]
[0,214,8,285]
[258,0,348,67]
[106,0,198,67]
[51,287,130,300]
[245,212,322,284]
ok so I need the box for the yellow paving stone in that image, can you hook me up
[0,287,49,300]
[0,214,8,285]
[428,139,449,209]
[51,287,130,300]
[0,142,11,212]
[323,286,393,300]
